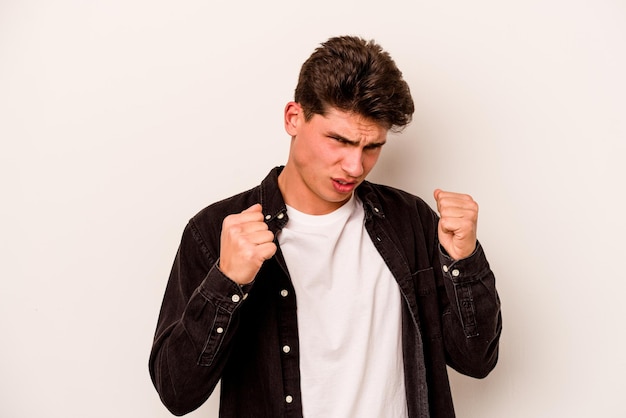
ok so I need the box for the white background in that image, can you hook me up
[1,0,625,417]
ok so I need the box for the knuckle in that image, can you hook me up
[223,213,242,228]
[229,225,243,236]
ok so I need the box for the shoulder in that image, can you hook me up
[191,166,282,224]
[188,167,283,239]
[174,184,262,261]
[191,185,261,228]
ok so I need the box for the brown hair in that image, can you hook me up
[294,35,414,131]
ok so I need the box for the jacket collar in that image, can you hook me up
[259,167,289,232]
[356,181,386,220]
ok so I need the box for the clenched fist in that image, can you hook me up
[434,189,478,261]
[219,204,277,285]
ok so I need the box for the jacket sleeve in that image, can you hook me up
[438,242,502,378]
[149,218,250,416]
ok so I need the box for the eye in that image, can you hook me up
[329,135,350,145]
[364,143,384,152]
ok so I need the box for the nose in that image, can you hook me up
[341,148,364,178]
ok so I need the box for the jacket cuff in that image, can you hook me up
[438,241,490,284]
[198,262,251,313]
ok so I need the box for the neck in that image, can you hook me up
[277,164,351,215]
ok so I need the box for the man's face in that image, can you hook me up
[279,103,388,215]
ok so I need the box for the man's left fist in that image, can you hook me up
[433,189,478,260]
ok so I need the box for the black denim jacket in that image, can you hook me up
[150,167,502,418]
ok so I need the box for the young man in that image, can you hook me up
[150,35,502,418]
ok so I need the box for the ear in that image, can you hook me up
[284,102,302,136]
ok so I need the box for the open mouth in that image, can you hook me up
[332,178,357,193]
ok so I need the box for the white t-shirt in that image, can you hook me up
[278,194,408,418]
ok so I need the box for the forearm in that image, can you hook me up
[150,227,250,415]
[149,304,225,416]
[439,242,502,378]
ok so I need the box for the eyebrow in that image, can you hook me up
[327,131,387,148]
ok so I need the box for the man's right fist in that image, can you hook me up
[219,204,277,285]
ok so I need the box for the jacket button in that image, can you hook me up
[285,395,293,404]
[231,294,241,303]
[280,289,289,297]
[283,345,291,353]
